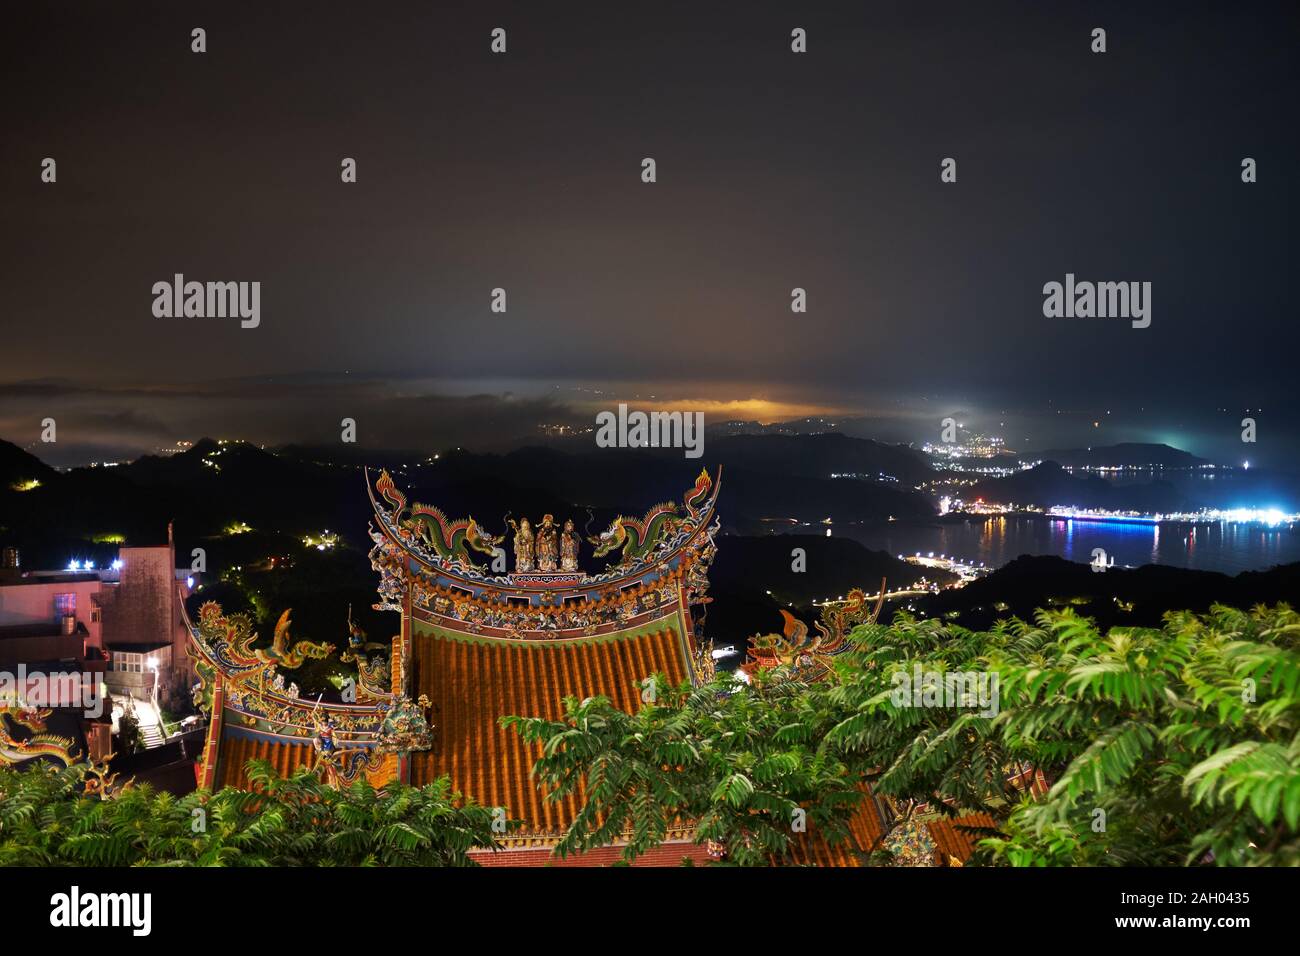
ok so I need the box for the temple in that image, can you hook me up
[188,466,723,864]
[185,466,1006,865]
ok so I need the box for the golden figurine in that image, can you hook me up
[560,518,581,572]
[536,514,559,572]
[509,517,535,572]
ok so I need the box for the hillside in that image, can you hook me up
[907,554,1300,631]
[968,461,1186,512]
[1035,443,1209,469]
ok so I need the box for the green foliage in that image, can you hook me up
[507,603,1300,866]
[0,760,504,866]
[973,604,1300,866]
[502,676,864,866]
[116,711,144,756]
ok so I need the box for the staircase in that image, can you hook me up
[139,724,165,749]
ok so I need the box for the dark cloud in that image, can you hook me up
[0,376,588,465]
[2,2,1296,465]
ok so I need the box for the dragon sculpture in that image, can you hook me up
[374,469,408,520]
[0,701,78,768]
[404,504,504,570]
[682,467,714,518]
[588,468,715,568]
[743,581,887,682]
[588,502,682,566]
[372,469,503,570]
[225,607,335,670]
[189,602,334,713]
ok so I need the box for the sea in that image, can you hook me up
[836,515,1300,576]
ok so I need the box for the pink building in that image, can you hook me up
[0,528,195,711]
[0,572,105,665]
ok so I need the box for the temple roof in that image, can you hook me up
[407,623,691,837]
[783,785,998,866]
[215,729,314,789]
[365,465,722,597]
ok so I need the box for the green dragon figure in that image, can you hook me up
[373,469,504,570]
[0,701,77,767]
[588,501,682,566]
[403,503,504,570]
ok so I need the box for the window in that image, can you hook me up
[54,592,76,616]
[113,652,145,673]
[91,609,102,624]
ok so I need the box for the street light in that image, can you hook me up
[147,658,159,714]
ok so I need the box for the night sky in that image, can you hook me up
[2,1,1296,466]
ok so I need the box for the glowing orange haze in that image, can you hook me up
[569,397,852,426]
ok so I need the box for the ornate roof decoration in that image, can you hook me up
[185,600,433,790]
[366,466,721,590]
[194,467,721,825]
[0,700,78,768]
[742,581,886,682]
[365,467,721,644]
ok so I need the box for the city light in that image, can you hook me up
[303,531,339,551]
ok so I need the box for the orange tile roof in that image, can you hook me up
[926,812,999,863]
[783,789,889,867]
[216,731,315,790]
[408,627,690,834]
[782,786,1000,867]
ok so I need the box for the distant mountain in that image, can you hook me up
[708,433,931,485]
[907,554,1300,631]
[704,534,954,651]
[0,439,57,488]
[0,434,939,571]
[968,461,1186,512]
[364,440,936,529]
[711,533,948,605]
[1034,443,1209,469]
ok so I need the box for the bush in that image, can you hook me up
[0,759,506,866]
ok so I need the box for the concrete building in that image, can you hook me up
[0,527,196,754]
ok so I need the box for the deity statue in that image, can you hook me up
[560,518,581,572]
[510,517,535,572]
[314,714,337,756]
[343,604,385,657]
[536,514,559,572]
